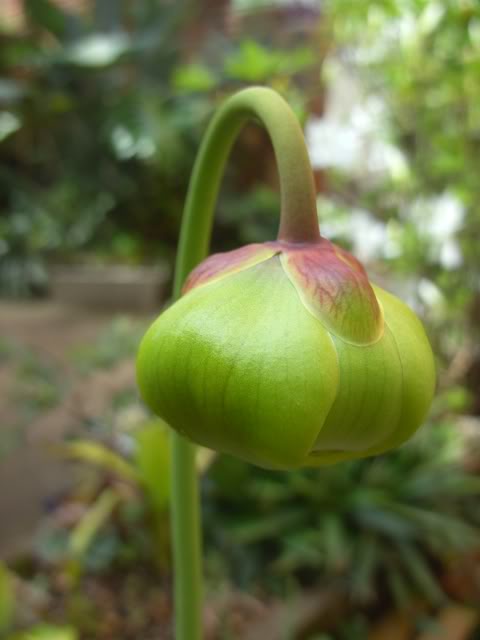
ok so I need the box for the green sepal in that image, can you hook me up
[137,257,339,469]
[305,284,436,466]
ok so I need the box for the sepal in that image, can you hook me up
[279,239,384,345]
[183,243,277,294]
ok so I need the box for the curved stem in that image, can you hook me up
[174,86,319,295]
[170,86,318,640]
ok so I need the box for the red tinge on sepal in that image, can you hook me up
[183,243,277,294]
[183,237,383,345]
[279,239,384,345]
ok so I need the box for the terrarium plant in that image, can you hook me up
[136,87,435,640]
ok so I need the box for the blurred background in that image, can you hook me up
[1,0,480,638]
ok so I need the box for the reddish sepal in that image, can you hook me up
[183,243,277,294]
[279,238,383,345]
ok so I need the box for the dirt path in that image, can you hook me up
[0,301,150,556]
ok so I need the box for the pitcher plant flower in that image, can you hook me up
[138,234,435,470]
[136,87,435,640]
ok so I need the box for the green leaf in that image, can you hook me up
[227,509,307,545]
[350,536,378,602]
[353,506,416,539]
[135,420,171,515]
[397,543,445,605]
[23,0,68,38]
[171,64,216,93]
[69,489,120,559]
[0,563,14,634]
[224,40,315,82]
[382,501,479,550]
[386,561,414,609]
[224,40,280,82]
[273,530,325,573]
[60,440,138,484]
[321,515,350,572]
[405,469,480,499]
[9,625,78,640]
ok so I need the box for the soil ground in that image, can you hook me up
[0,300,151,557]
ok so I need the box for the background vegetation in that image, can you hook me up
[1,0,480,638]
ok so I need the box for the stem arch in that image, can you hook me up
[174,86,319,296]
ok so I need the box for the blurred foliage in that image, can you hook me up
[57,415,212,578]
[58,416,173,577]
[0,562,14,635]
[1,316,479,636]
[2,0,480,637]
[203,415,480,609]
[14,348,65,416]
[68,316,148,374]
[0,342,66,460]
[7,626,78,640]
[0,0,320,295]
[322,0,480,364]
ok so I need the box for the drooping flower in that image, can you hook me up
[137,236,435,470]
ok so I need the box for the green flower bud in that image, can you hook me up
[137,237,435,470]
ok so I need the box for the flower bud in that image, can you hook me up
[137,237,435,470]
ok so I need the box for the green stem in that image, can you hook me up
[170,86,318,640]
[170,435,202,640]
